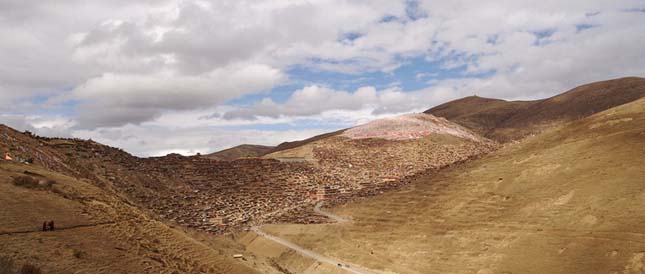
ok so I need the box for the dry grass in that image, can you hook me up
[260,98,645,274]
[426,77,645,142]
[0,257,42,274]
[0,162,262,274]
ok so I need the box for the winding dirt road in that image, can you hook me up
[252,202,378,274]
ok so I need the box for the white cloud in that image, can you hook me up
[54,64,284,128]
[221,84,455,121]
[223,85,380,119]
[0,114,76,138]
[1,0,644,156]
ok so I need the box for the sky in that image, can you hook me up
[1,0,644,156]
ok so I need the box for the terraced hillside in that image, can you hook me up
[261,97,645,274]
[0,110,495,237]
[425,77,645,141]
[265,113,498,202]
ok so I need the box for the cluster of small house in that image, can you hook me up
[1,127,498,235]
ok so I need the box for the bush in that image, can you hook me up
[72,249,86,259]
[0,256,16,274]
[11,176,55,189]
[43,180,56,188]
[11,176,39,188]
[0,257,42,274]
[19,264,42,274]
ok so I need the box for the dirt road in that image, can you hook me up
[252,202,378,274]
[314,201,349,223]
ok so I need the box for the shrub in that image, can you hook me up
[12,175,55,189]
[11,176,39,189]
[19,264,42,274]
[72,249,86,259]
[0,256,16,274]
[43,180,56,188]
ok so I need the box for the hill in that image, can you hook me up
[424,96,534,137]
[260,97,645,274]
[425,76,645,141]
[205,144,274,161]
[265,113,497,199]
[0,161,262,274]
[264,129,346,155]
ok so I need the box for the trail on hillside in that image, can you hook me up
[0,221,119,236]
[252,202,380,274]
[314,202,349,223]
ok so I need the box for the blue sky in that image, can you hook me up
[0,0,644,156]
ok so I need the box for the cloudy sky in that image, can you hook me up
[1,0,644,156]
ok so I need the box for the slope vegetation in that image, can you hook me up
[263,97,645,274]
[426,77,645,141]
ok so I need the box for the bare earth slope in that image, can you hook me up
[263,97,645,274]
[205,144,274,161]
[425,76,645,141]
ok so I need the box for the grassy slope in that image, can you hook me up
[0,162,262,274]
[263,97,645,274]
[426,77,645,142]
[424,96,534,137]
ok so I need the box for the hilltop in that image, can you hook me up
[264,112,497,201]
[425,77,645,141]
[205,144,274,161]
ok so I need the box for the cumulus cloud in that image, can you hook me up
[53,64,284,128]
[223,86,379,119]
[0,114,75,138]
[1,0,644,156]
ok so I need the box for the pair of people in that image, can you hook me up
[41,220,54,231]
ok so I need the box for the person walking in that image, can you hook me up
[42,221,48,231]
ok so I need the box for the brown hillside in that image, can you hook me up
[265,113,498,200]
[424,96,534,137]
[265,129,345,155]
[0,161,261,274]
[261,97,645,274]
[205,144,274,161]
[425,76,645,141]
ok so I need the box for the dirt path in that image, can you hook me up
[252,202,379,274]
[314,201,349,224]
[0,221,118,236]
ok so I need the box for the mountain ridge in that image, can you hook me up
[425,76,645,141]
